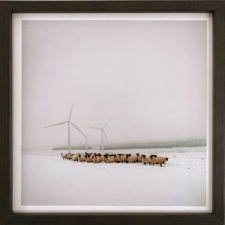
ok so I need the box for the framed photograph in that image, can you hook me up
[0,1,224,225]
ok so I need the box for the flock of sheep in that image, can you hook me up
[61,152,169,167]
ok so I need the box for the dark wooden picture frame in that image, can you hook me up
[0,1,224,225]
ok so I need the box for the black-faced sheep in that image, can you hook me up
[115,154,121,163]
[125,154,131,163]
[107,155,115,163]
[127,155,138,163]
[141,155,148,165]
[93,154,103,163]
[65,153,73,160]
[71,154,78,161]
[78,154,86,162]
[103,154,109,163]
[85,154,92,163]
[152,157,168,167]
[120,154,127,163]
[136,153,142,163]
[61,153,67,160]
[88,153,95,162]
[147,155,157,165]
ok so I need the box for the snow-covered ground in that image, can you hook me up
[22,147,206,206]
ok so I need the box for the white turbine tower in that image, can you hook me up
[76,133,97,152]
[88,120,110,154]
[44,102,87,154]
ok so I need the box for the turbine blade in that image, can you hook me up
[103,131,109,143]
[87,134,97,140]
[76,136,84,140]
[103,119,110,129]
[70,122,87,139]
[44,121,67,128]
[69,100,75,121]
[87,126,101,130]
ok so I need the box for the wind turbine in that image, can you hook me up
[44,101,87,154]
[76,133,97,152]
[88,120,110,154]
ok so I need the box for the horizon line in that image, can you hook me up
[52,139,206,150]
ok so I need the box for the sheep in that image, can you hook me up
[147,155,157,165]
[97,154,104,163]
[127,154,138,163]
[98,155,103,163]
[85,154,92,163]
[104,154,115,163]
[61,153,67,160]
[93,154,103,163]
[140,155,157,165]
[90,155,95,162]
[89,153,97,163]
[141,155,148,165]
[87,153,95,162]
[107,155,115,163]
[69,154,76,159]
[125,154,131,163]
[98,154,104,163]
[120,154,127,163]
[103,154,110,163]
[115,154,120,162]
[78,154,86,162]
[116,154,126,163]
[159,157,168,164]
[136,153,142,163]
[112,154,117,163]
[71,154,78,161]
[92,154,97,163]
[66,153,73,160]
[152,157,168,167]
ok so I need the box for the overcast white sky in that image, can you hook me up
[22,19,207,150]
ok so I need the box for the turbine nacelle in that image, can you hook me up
[87,120,110,154]
[87,127,109,144]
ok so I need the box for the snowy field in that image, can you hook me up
[22,147,206,206]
